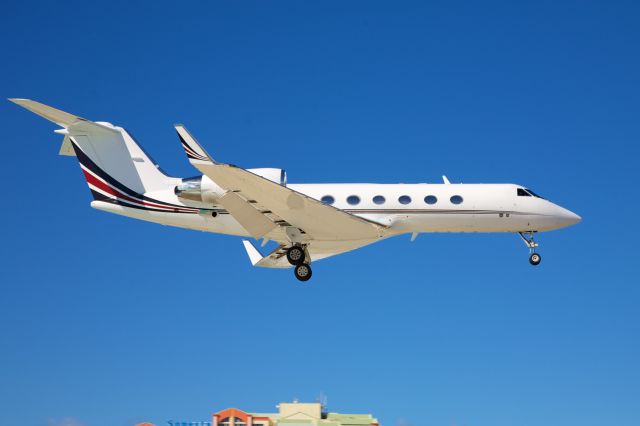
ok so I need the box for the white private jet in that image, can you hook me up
[11,99,581,281]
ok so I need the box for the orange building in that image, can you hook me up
[141,401,380,426]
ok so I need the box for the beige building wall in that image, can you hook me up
[278,403,322,420]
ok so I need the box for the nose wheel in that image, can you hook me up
[529,252,541,265]
[519,231,541,266]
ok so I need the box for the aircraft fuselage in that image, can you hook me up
[92,182,581,237]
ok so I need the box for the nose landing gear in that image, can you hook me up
[519,231,541,266]
[287,245,313,282]
[529,252,541,266]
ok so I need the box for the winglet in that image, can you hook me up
[174,124,215,163]
[242,240,265,266]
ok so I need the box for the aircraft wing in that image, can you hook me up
[242,238,383,269]
[175,125,387,243]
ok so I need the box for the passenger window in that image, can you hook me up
[373,195,386,205]
[424,195,437,205]
[321,195,335,205]
[450,195,463,204]
[399,195,412,205]
[517,188,531,197]
[347,195,361,205]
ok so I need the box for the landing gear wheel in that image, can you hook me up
[286,245,306,266]
[529,253,541,266]
[519,232,542,266]
[294,264,312,282]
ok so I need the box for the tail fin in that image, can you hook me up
[10,99,173,197]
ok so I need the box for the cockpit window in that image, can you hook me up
[525,188,544,199]
[518,187,545,199]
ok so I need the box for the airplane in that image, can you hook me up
[10,99,581,281]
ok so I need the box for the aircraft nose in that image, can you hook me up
[566,210,581,225]
[557,206,582,226]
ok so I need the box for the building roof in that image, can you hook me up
[212,402,379,426]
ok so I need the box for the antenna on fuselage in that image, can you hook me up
[442,175,451,184]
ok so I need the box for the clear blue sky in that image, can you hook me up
[1,1,638,426]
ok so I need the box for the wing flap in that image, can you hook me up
[220,191,277,238]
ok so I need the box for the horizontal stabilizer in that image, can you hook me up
[9,98,120,136]
[9,98,87,127]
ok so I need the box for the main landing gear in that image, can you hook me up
[294,263,312,281]
[519,231,542,266]
[287,245,312,282]
[286,245,305,266]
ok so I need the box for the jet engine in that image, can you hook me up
[175,169,287,203]
[174,175,225,203]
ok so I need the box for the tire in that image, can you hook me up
[294,264,312,282]
[529,253,541,266]
[286,246,306,266]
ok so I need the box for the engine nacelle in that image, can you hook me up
[175,169,287,204]
[174,175,225,204]
[247,168,287,186]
